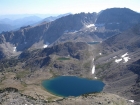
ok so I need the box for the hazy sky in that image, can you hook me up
[0,0,139,15]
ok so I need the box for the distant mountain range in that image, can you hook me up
[41,13,71,23]
[0,13,71,33]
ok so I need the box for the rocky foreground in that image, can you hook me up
[0,88,134,105]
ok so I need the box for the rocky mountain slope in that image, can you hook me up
[94,24,140,104]
[0,42,134,105]
[0,8,140,105]
[0,12,98,59]
[0,88,133,105]
[0,8,139,60]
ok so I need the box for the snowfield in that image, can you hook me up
[92,65,95,74]
[115,52,131,63]
[115,58,122,63]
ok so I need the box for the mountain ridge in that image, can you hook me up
[1,8,139,59]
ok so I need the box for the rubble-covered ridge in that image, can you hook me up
[0,88,133,105]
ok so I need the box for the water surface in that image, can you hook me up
[42,76,105,97]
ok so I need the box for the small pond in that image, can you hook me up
[42,76,105,97]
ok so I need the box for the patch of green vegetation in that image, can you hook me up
[0,75,6,86]
[50,69,59,77]
[82,92,99,98]
[16,70,30,79]
[84,50,90,57]
[57,57,70,60]
[0,76,6,82]
[83,61,91,69]
[96,61,112,79]
[96,61,112,70]
[21,81,27,87]
[94,55,101,61]
[47,96,59,102]
[94,53,109,61]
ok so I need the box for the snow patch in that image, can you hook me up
[95,77,97,79]
[13,47,16,52]
[99,53,102,55]
[24,42,27,44]
[86,24,95,28]
[115,52,131,63]
[121,52,128,58]
[129,100,134,103]
[115,58,122,63]
[43,42,49,48]
[95,27,97,30]
[92,65,95,74]
[43,45,48,48]
[123,57,131,63]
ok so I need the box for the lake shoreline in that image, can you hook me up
[42,76,105,97]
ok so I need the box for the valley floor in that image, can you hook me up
[0,70,135,105]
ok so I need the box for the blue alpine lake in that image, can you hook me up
[42,76,105,97]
